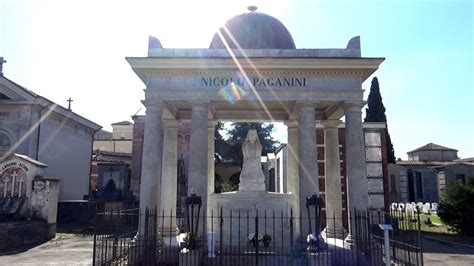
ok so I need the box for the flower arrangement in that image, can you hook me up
[177,232,200,252]
[247,233,263,247]
[306,233,322,252]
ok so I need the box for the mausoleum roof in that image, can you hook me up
[408,143,458,154]
[209,11,296,49]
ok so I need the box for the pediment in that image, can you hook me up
[0,77,36,102]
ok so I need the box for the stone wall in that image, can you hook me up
[0,220,47,251]
[30,177,60,239]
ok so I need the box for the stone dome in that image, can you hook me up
[209,11,296,49]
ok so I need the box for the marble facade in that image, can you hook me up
[127,11,383,242]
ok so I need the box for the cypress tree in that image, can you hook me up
[364,77,396,163]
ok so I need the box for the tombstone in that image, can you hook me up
[431,203,438,213]
[0,154,47,217]
[405,204,415,218]
[209,130,297,244]
[0,154,60,250]
[391,203,398,211]
[422,203,431,214]
[397,203,405,212]
[416,202,424,210]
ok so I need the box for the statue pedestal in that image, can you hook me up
[208,191,298,245]
[238,181,265,191]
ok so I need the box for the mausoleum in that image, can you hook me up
[127,7,384,243]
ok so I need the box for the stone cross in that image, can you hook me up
[10,171,18,197]
[67,97,73,110]
[3,177,10,197]
[0,57,6,76]
[18,177,24,197]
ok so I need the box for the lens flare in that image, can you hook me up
[219,82,246,104]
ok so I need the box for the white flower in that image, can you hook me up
[307,234,318,243]
[248,233,263,241]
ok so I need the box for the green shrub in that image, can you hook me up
[221,176,238,192]
[437,177,474,236]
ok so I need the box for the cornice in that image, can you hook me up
[141,70,366,77]
[127,57,384,69]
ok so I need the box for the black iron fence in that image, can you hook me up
[93,208,423,266]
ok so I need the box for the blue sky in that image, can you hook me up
[0,0,472,159]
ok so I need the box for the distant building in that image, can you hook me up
[388,143,474,203]
[91,121,134,200]
[93,121,133,153]
[267,122,390,216]
[0,60,101,200]
[90,150,132,200]
[407,143,458,162]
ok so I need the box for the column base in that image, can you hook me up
[239,181,265,191]
[160,226,179,246]
[322,226,347,240]
[344,233,357,249]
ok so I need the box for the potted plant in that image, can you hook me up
[262,234,272,247]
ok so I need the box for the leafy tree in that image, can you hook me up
[225,122,279,166]
[437,177,474,236]
[364,77,396,163]
[214,122,229,162]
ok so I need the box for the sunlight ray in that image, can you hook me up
[1,104,58,161]
[219,26,291,116]
[38,112,73,155]
[217,26,316,188]
[215,26,275,121]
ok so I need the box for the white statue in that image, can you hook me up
[239,129,266,191]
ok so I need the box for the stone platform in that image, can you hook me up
[0,220,47,251]
[209,191,298,245]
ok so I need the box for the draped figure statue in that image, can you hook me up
[239,129,266,191]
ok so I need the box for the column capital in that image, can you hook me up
[343,102,365,113]
[141,100,164,109]
[295,101,318,109]
[285,120,299,129]
[320,119,341,129]
[163,119,180,128]
[189,101,210,109]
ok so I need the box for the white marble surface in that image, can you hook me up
[238,130,266,191]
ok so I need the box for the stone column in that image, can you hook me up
[139,102,163,228]
[160,119,179,233]
[286,121,299,198]
[298,104,319,234]
[207,121,216,212]
[322,120,346,239]
[286,120,301,235]
[188,102,209,210]
[344,103,369,244]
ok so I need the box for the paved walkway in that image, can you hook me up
[2,233,474,265]
[423,236,474,266]
[0,234,93,265]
